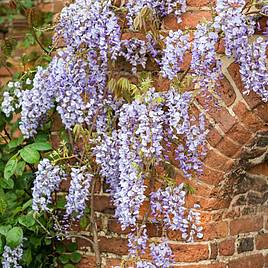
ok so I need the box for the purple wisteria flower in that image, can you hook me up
[150,240,173,268]
[161,30,190,80]
[18,67,55,138]
[120,39,148,74]
[65,166,92,219]
[2,243,23,268]
[32,159,66,212]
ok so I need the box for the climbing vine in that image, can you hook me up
[0,0,267,267]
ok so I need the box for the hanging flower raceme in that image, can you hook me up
[161,30,190,80]
[32,159,66,212]
[2,244,23,268]
[125,0,187,28]
[65,166,92,219]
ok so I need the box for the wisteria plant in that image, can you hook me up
[0,0,267,267]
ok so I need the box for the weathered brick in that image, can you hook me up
[171,243,209,262]
[207,127,223,147]
[219,239,235,256]
[204,149,232,171]
[77,256,96,268]
[92,195,114,214]
[199,167,225,186]
[218,77,236,107]
[203,221,228,240]
[228,62,263,109]
[163,11,212,30]
[210,242,218,260]
[230,216,263,235]
[187,0,215,7]
[174,264,225,268]
[256,233,268,250]
[237,237,254,253]
[255,103,268,123]
[99,237,128,255]
[229,254,264,268]
[216,137,241,158]
[227,123,253,145]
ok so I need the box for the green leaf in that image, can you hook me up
[20,147,40,164]
[59,255,70,264]
[79,216,88,229]
[22,0,33,8]
[55,244,65,254]
[18,214,35,228]
[70,252,81,264]
[6,227,23,249]
[0,237,3,254]
[22,199,32,211]
[0,178,14,189]
[22,248,32,265]
[15,161,26,176]
[8,136,24,149]
[0,225,12,236]
[64,264,75,268]
[0,194,7,214]
[4,158,17,180]
[29,142,52,151]
[56,196,66,209]
[67,242,77,252]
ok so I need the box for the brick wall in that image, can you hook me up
[1,1,268,267]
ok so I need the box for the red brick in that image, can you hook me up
[228,63,263,109]
[210,242,218,260]
[199,167,224,186]
[197,95,237,133]
[77,256,96,268]
[226,123,253,145]
[218,77,236,107]
[255,103,268,123]
[207,128,223,147]
[163,11,212,30]
[219,239,235,256]
[229,254,264,268]
[216,137,241,158]
[256,233,268,250]
[177,264,226,268]
[106,258,122,267]
[233,101,248,118]
[171,243,209,262]
[92,195,114,213]
[187,0,215,7]
[203,221,228,240]
[230,216,263,235]
[204,149,231,171]
[99,237,128,255]
[233,101,265,132]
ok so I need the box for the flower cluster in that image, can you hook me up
[125,0,187,28]
[18,67,55,138]
[150,184,187,231]
[65,166,92,219]
[120,39,148,74]
[191,23,222,91]
[238,37,268,102]
[2,243,23,268]
[55,0,121,63]
[165,90,206,178]
[150,240,173,268]
[128,226,148,256]
[161,30,190,80]
[1,92,15,117]
[215,0,255,59]
[32,159,66,212]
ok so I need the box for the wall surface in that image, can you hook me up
[1,1,268,267]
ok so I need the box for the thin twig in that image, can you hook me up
[90,179,102,268]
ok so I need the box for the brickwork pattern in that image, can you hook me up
[1,1,268,267]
